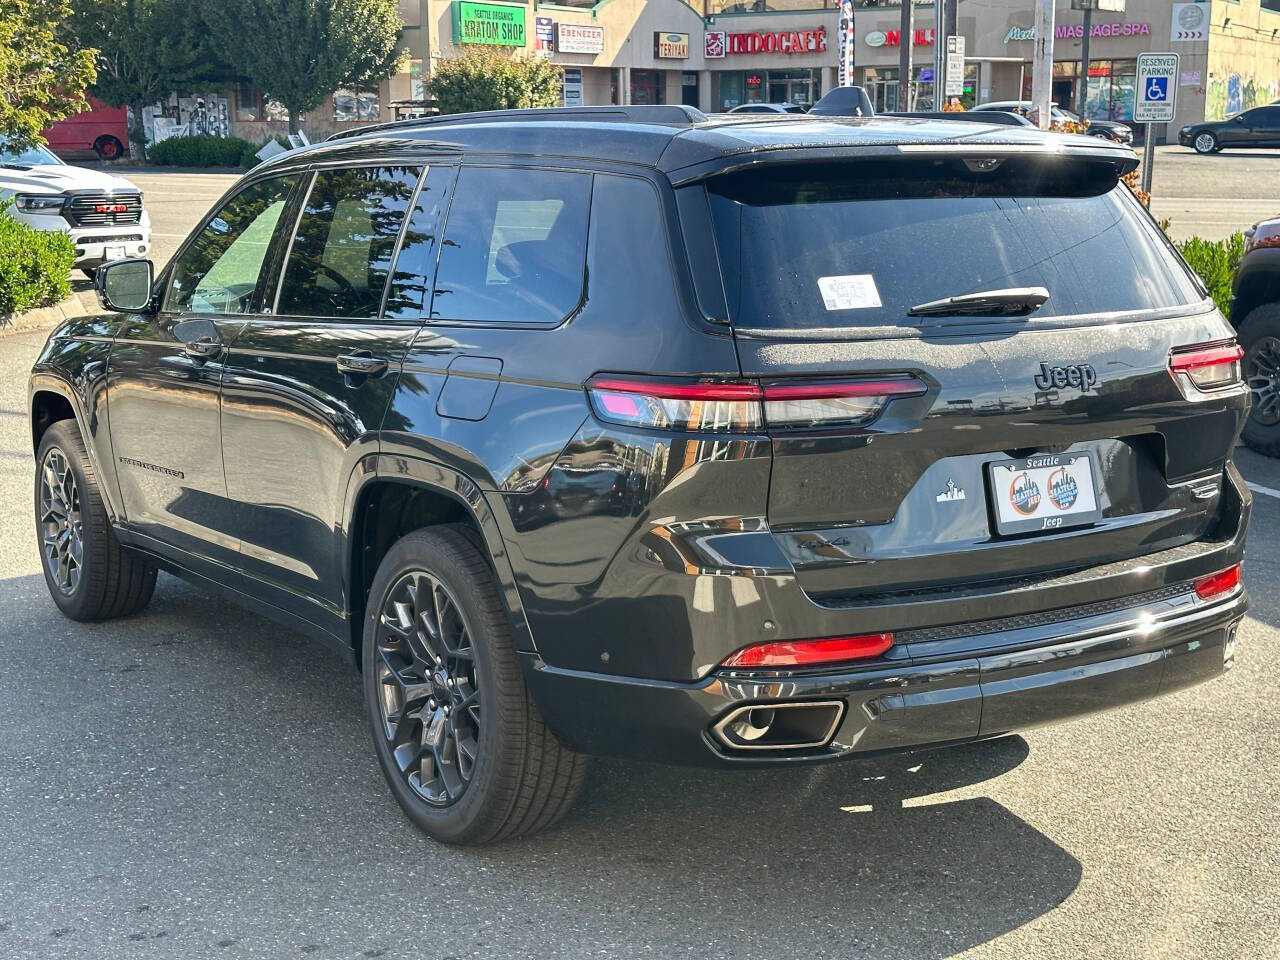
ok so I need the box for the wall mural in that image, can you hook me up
[1206,72,1280,121]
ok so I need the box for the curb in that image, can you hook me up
[0,288,94,339]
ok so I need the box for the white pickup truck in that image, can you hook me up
[1,141,151,276]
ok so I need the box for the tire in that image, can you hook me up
[362,526,587,844]
[35,420,157,621]
[1239,302,1280,457]
[1194,132,1218,154]
[93,135,124,161]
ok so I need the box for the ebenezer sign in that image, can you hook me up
[455,1,526,46]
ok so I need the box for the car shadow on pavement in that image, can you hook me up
[0,572,1081,959]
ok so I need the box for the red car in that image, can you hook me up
[42,97,128,161]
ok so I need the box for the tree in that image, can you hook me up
[68,0,228,160]
[0,0,97,147]
[209,0,404,134]
[427,50,563,115]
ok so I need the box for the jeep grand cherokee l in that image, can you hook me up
[28,106,1250,845]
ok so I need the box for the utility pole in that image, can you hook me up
[1077,6,1093,116]
[934,0,944,108]
[1031,0,1056,129]
[898,0,914,111]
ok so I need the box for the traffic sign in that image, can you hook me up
[1135,52,1178,123]
[944,35,966,98]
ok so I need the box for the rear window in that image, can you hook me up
[707,158,1203,332]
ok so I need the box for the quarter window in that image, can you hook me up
[384,165,456,321]
[431,167,591,325]
[276,165,423,320]
[164,175,299,315]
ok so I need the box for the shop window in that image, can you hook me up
[276,166,423,320]
[631,70,666,106]
[397,0,421,25]
[236,82,290,123]
[333,85,381,123]
[431,167,591,325]
[705,0,834,14]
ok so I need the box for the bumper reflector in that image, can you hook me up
[1194,564,1242,601]
[721,633,894,669]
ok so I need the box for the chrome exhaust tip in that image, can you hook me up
[712,700,845,752]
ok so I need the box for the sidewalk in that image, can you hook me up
[0,283,95,338]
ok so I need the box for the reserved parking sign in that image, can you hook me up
[1135,53,1179,123]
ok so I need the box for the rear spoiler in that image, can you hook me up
[664,138,1139,187]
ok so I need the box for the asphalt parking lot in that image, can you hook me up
[1,155,1278,959]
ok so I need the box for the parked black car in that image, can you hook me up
[1180,104,1280,154]
[975,100,1134,144]
[1232,214,1280,454]
[29,106,1250,845]
[726,102,806,114]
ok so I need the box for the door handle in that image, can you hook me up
[182,337,222,360]
[336,351,389,379]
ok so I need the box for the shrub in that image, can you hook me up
[0,213,75,316]
[146,134,259,167]
[1177,233,1245,317]
[427,49,563,115]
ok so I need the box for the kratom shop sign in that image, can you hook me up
[1003,21,1151,43]
[455,1,527,46]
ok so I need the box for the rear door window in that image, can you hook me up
[707,158,1203,333]
[275,165,422,320]
[430,166,591,325]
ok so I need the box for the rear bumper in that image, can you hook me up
[523,584,1246,767]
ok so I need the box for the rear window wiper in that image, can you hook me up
[908,286,1050,318]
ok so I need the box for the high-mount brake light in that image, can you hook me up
[586,376,926,432]
[1170,342,1243,392]
[721,633,895,669]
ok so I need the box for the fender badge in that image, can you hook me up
[936,478,966,503]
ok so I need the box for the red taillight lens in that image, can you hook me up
[586,377,763,432]
[721,633,894,669]
[586,375,925,433]
[1194,564,1242,600]
[1170,342,1243,392]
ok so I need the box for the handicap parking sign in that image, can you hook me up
[1135,52,1178,122]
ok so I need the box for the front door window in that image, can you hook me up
[163,176,299,315]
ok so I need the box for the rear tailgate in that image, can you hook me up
[700,152,1248,602]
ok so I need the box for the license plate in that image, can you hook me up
[104,245,126,262]
[987,453,1102,535]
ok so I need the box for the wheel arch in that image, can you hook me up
[1232,252,1280,326]
[29,383,78,454]
[342,454,536,663]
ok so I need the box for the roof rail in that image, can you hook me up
[324,105,707,142]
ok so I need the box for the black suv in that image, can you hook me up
[29,106,1251,844]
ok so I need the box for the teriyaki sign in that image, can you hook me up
[1003,20,1151,43]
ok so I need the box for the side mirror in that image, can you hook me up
[96,259,154,313]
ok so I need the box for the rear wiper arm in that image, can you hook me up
[908,286,1050,318]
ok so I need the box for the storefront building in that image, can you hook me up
[373,0,1279,137]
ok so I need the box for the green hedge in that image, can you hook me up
[0,214,74,317]
[146,134,290,168]
[1176,233,1245,317]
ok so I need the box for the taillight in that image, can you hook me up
[762,377,926,430]
[1170,342,1243,392]
[586,378,763,432]
[586,375,925,432]
[721,633,894,669]
[1194,564,1242,600]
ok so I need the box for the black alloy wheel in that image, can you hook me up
[34,420,156,620]
[1241,304,1280,457]
[38,445,83,596]
[374,569,481,807]
[362,527,587,844]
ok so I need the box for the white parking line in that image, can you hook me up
[1245,480,1280,500]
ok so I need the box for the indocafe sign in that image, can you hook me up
[725,27,827,55]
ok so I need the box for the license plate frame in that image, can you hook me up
[104,245,126,262]
[986,452,1102,536]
